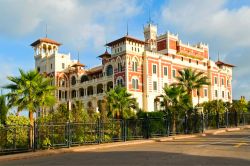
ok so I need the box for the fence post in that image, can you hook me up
[234,111,238,127]
[184,113,188,134]
[216,112,220,129]
[165,117,169,137]
[97,118,101,144]
[145,115,150,139]
[201,112,204,133]
[14,127,16,150]
[243,113,246,126]
[123,119,126,142]
[226,110,229,128]
[66,122,70,148]
[33,121,36,151]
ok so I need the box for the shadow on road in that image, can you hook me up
[1,150,250,166]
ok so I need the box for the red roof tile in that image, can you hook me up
[98,49,111,58]
[215,60,235,67]
[106,35,146,47]
[30,37,61,46]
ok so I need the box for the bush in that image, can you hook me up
[0,115,30,150]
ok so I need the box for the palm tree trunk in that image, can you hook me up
[29,111,34,148]
[197,90,200,107]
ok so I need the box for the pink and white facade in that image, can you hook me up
[31,23,234,112]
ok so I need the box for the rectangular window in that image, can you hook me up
[172,55,175,59]
[132,61,138,72]
[153,64,157,74]
[221,78,224,85]
[227,79,229,86]
[172,69,176,78]
[204,89,208,97]
[222,91,224,98]
[132,79,138,90]
[62,63,65,69]
[214,77,217,84]
[136,79,138,89]
[189,59,191,63]
[51,64,53,69]
[181,57,184,61]
[132,79,135,89]
[153,81,157,91]
[164,67,168,76]
[215,90,218,97]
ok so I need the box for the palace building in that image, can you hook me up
[31,22,234,113]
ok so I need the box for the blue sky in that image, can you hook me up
[1,0,250,100]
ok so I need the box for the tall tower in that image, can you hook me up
[31,37,61,74]
[144,23,157,51]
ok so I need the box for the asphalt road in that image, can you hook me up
[1,129,250,166]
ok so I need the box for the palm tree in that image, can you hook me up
[106,86,138,119]
[160,85,190,134]
[4,69,56,147]
[176,68,210,107]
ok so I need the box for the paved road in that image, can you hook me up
[1,129,250,166]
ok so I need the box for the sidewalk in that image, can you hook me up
[1,125,250,162]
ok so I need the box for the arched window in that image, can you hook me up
[79,88,84,97]
[60,79,65,87]
[71,90,76,98]
[116,78,123,86]
[117,62,122,72]
[107,81,113,91]
[97,84,103,94]
[106,65,113,76]
[87,86,93,96]
[80,75,89,83]
[132,60,138,72]
[71,76,76,85]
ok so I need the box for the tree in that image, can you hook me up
[0,95,8,125]
[160,85,190,133]
[106,85,138,119]
[4,69,56,147]
[71,100,90,122]
[202,100,225,115]
[176,68,210,106]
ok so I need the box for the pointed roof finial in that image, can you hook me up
[148,8,153,24]
[77,51,80,62]
[126,21,129,36]
[45,24,48,38]
[217,52,220,61]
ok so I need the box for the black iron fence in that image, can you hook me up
[1,112,250,155]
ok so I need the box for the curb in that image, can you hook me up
[1,126,249,162]
[226,128,240,132]
[0,140,155,162]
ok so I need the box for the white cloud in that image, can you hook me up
[0,0,141,50]
[0,55,16,88]
[161,0,250,49]
[160,0,250,99]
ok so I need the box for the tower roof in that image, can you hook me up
[98,49,111,59]
[215,60,235,67]
[30,37,62,47]
[106,35,146,47]
[71,62,85,68]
